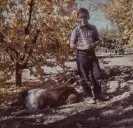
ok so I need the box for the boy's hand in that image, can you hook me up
[87,43,93,50]
[86,42,99,50]
[91,41,100,49]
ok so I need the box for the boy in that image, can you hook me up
[70,8,104,103]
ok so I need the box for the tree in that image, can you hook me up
[99,27,126,54]
[0,0,78,86]
[100,0,133,47]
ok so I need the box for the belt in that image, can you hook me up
[77,49,94,54]
[77,50,96,59]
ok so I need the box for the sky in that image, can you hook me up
[79,0,112,30]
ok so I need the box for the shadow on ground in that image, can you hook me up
[103,65,133,80]
[1,93,133,128]
[1,65,133,128]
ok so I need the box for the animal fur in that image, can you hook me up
[11,86,82,116]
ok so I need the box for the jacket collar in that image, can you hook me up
[78,23,91,29]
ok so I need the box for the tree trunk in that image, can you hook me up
[15,63,22,87]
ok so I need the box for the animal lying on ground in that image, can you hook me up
[11,86,82,116]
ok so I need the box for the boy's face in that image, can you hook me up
[77,12,89,26]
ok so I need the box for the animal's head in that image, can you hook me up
[66,93,83,104]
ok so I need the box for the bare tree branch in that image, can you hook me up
[22,29,40,68]
[25,0,34,34]
[8,46,19,57]
[21,0,34,63]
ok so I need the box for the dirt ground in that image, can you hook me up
[0,52,133,128]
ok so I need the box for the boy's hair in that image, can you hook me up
[77,8,89,17]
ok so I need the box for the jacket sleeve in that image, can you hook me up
[93,26,100,42]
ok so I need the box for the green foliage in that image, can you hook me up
[101,0,133,47]
[100,28,128,54]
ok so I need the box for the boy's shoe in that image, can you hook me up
[84,97,96,104]
[96,95,110,102]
